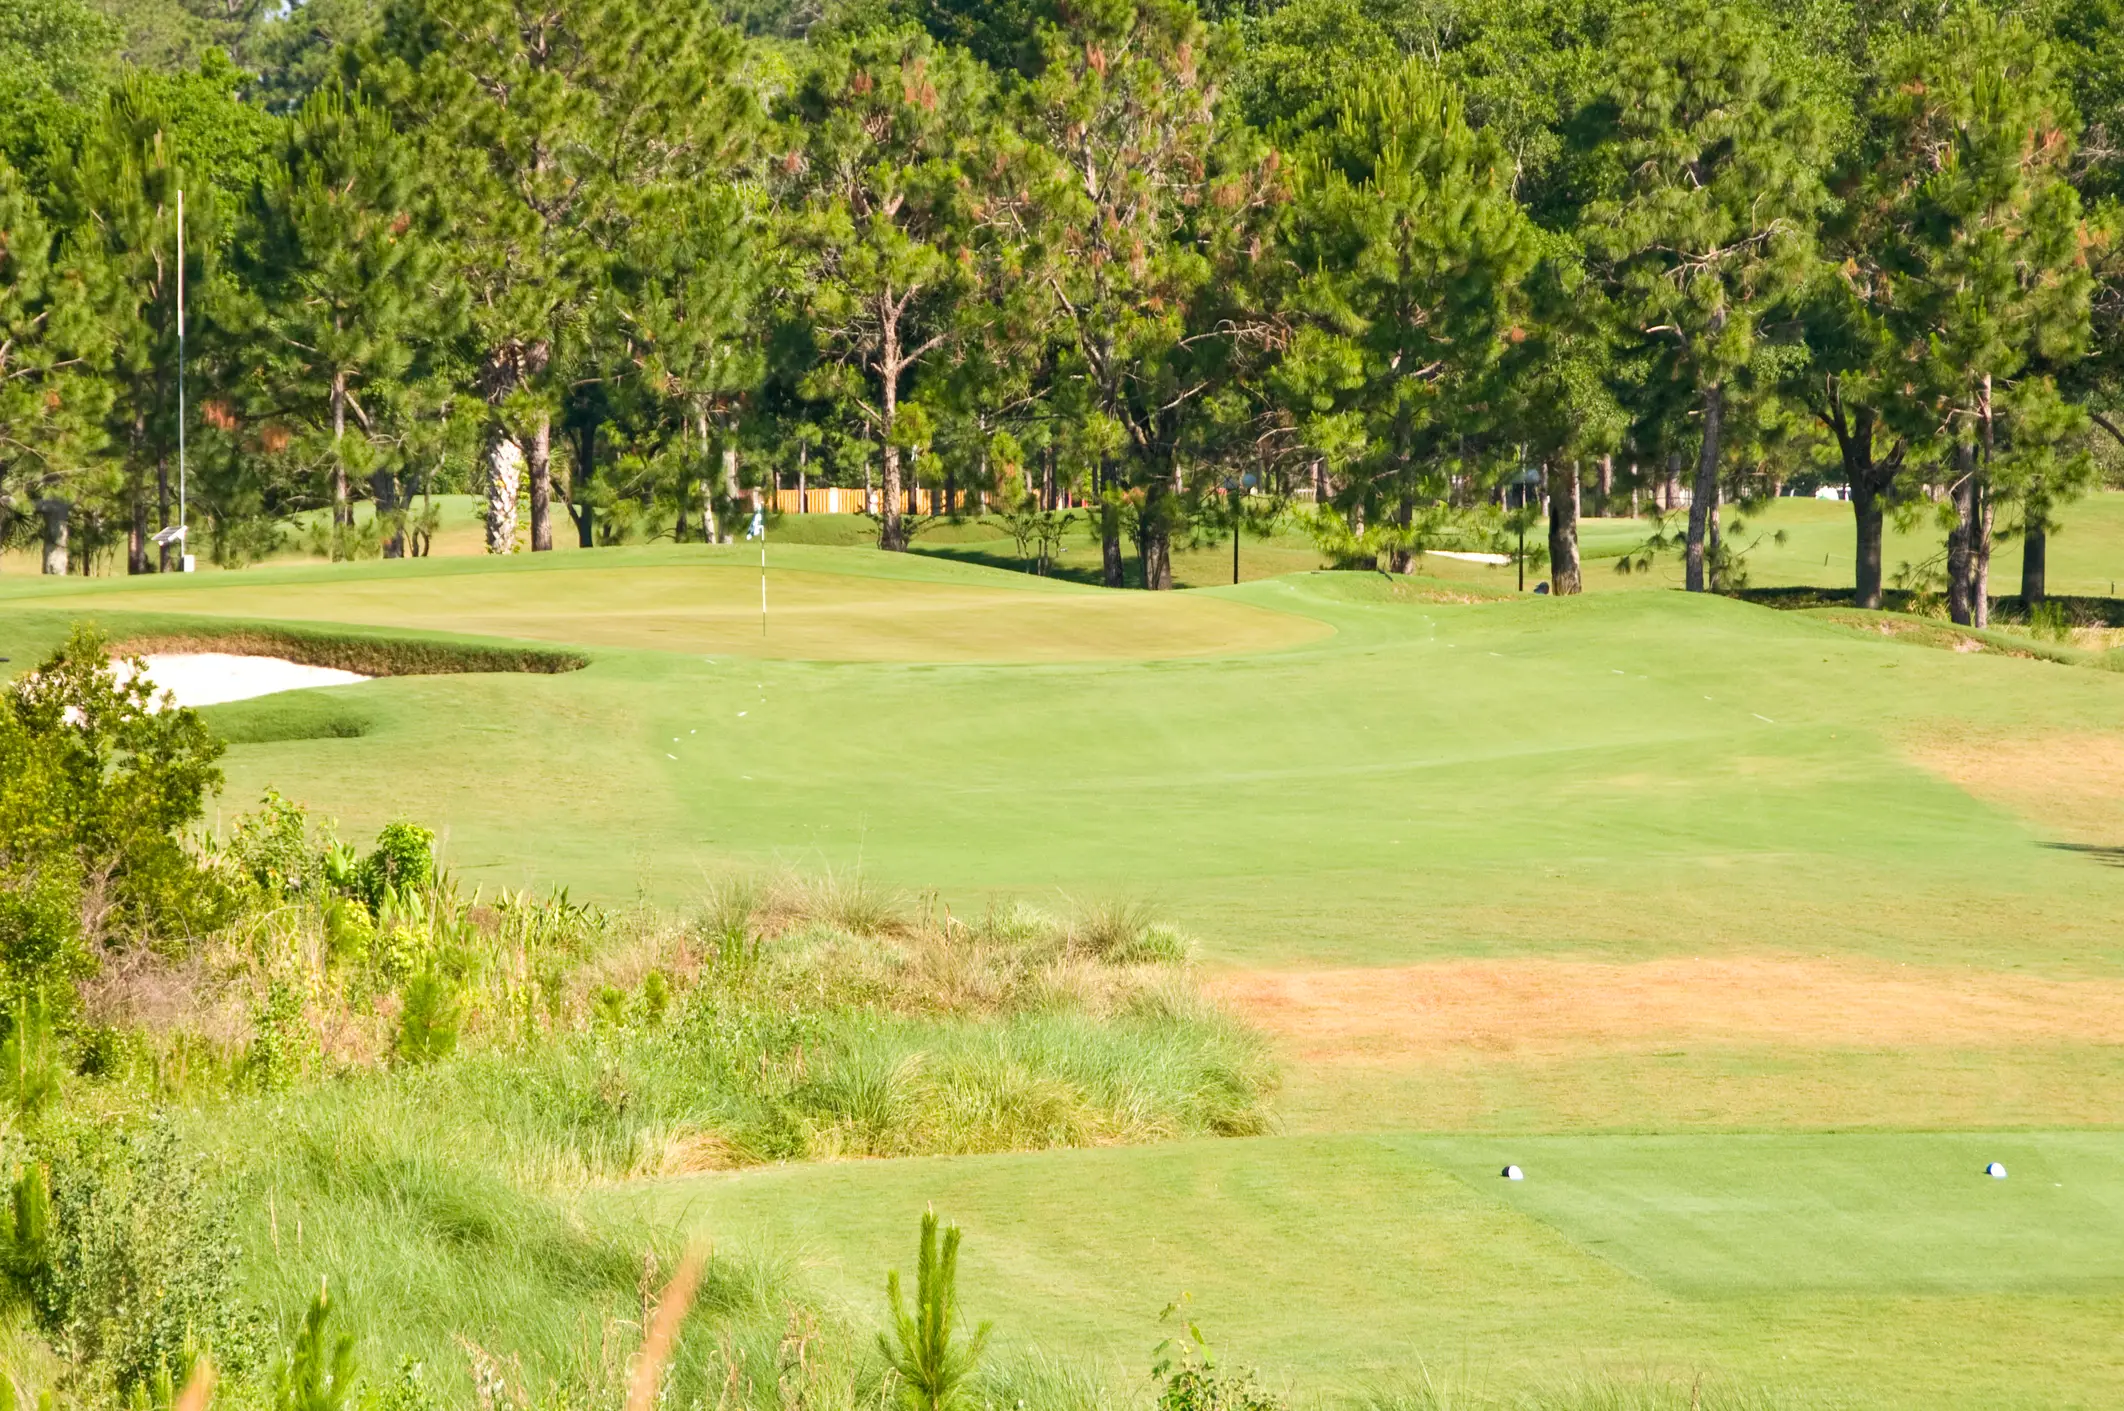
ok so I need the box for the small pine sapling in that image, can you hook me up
[277,1287,357,1411]
[879,1209,991,1411]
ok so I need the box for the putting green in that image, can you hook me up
[616,1131,2124,1405]
[5,548,1328,663]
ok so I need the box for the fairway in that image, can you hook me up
[8,526,2124,1407]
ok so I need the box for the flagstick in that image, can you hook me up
[760,532,767,637]
[176,187,188,570]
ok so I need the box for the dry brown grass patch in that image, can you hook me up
[1213,955,2124,1065]
[1907,730,2124,844]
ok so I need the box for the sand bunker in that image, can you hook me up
[124,653,370,709]
[1421,550,1511,566]
[1215,956,2124,1063]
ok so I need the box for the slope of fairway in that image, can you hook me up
[616,1132,2124,1407]
[9,553,2124,971]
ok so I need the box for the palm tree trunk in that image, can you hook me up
[485,430,523,555]
[38,498,69,576]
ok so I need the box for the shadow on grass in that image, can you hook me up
[1737,585,2124,626]
[2040,842,2124,868]
[908,543,1117,588]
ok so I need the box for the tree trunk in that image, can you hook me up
[1140,480,1173,590]
[2022,515,2048,604]
[38,498,69,576]
[1853,479,1885,611]
[797,442,808,512]
[576,421,597,548]
[528,411,554,552]
[156,453,171,572]
[1686,383,1723,592]
[1548,461,1581,595]
[1389,487,1415,574]
[375,468,405,559]
[1707,487,1723,591]
[331,370,351,541]
[1665,451,1682,511]
[1099,469,1124,588]
[128,488,149,575]
[1971,481,1992,628]
[1948,442,1976,626]
[485,430,523,554]
[1597,455,1613,517]
[722,444,740,542]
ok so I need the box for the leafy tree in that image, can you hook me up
[1579,0,1830,591]
[0,0,119,104]
[1873,7,2093,623]
[0,628,229,962]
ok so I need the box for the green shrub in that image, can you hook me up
[225,790,320,899]
[0,1000,62,1121]
[395,973,462,1066]
[358,823,436,913]
[14,1122,263,1390]
[0,627,231,958]
[249,979,311,1093]
[2030,599,2072,642]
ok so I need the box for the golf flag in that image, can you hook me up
[746,508,765,540]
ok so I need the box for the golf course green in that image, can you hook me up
[4,496,2122,1408]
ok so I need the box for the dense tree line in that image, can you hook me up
[4,0,2124,622]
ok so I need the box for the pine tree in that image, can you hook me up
[0,153,110,573]
[1580,0,1830,592]
[1279,55,1541,574]
[354,0,755,554]
[241,83,445,559]
[878,1210,990,1411]
[776,29,1001,553]
[1873,6,2093,626]
[1023,0,1277,589]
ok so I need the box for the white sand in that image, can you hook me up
[124,653,370,709]
[1422,550,1511,566]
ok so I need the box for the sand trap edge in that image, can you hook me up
[106,626,589,679]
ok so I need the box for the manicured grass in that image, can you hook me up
[615,1132,2124,1408]
[10,509,2124,1406]
[7,547,2124,971]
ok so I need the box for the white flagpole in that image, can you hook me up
[176,187,189,570]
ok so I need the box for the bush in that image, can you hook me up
[0,627,231,977]
[358,822,435,913]
[8,1121,263,1391]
